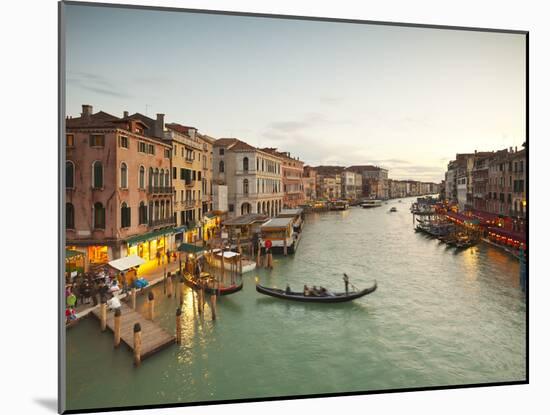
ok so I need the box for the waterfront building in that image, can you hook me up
[65,105,173,270]
[262,149,305,208]
[347,165,389,199]
[213,138,284,218]
[163,123,207,244]
[510,147,526,225]
[303,166,317,201]
[198,133,217,240]
[313,166,345,199]
[342,170,363,200]
[473,154,492,212]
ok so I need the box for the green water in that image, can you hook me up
[66,197,526,411]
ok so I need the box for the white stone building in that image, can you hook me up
[213,138,284,218]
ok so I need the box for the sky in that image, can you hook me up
[64,4,526,183]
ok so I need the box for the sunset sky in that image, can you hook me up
[65,4,526,182]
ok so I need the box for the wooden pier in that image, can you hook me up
[91,303,175,361]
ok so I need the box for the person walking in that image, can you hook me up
[166,249,171,264]
[156,250,161,266]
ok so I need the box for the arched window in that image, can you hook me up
[66,161,74,189]
[66,203,74,229]
[165,171,170,189]
[219,160,225,173]
[160,200,165,219]
[154,169,159,187]
[139,202,147,225]
[92,161,103,189]
[257,202,261,214]
[243,179,249,195]
[149,167,154,188]
[93,202,105,229]
[241,203,251,215]
[148,202,153,224]
[243,157,249,171]
[121,202,131,228]
[139,166,145,189]
[120,162,128,188]
[159,169,165,187]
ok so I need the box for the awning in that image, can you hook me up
[125,228,175,246]
[488,227,526,244]
[177,243,205,254]
[108,255,146,271]
[65,249,83,260]
[173,226,187,234]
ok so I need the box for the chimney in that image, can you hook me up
[81,104,93,119]
[155,113,165,138]
[189,128,196,140]
[123,111,129,118]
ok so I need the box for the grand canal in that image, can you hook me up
[66,197,526,411]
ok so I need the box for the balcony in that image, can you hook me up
[148,217,176,227]
[235,169,256,175]
[148,185,174,195]
[183,199,198,209]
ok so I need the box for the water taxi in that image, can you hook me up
[330,200,349,211]
[360,199,383,208]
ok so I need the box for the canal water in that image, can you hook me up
[66,197,526,411]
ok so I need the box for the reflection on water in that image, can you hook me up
[66,197,525,411]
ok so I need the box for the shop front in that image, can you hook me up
[202,214,219,242]
[125,229,175,275]
[65,249,85,278]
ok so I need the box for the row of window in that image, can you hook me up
[66,200,172,230]
[67,134,170,158]
[66,161,171,190]
[492,160,525,173]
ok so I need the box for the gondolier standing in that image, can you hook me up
[343,273,349,295]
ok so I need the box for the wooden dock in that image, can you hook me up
[91,303,175,360]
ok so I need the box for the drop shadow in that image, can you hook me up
[34,398,57,413]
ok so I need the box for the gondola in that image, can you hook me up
[256,281,377,303]
[182,272,243,296]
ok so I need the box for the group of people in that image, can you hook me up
[302,285,333,297]
[156,249,175,266]
[64,267,135,324]
[283,274,351,297]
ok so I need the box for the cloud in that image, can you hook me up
[67,71,132,99]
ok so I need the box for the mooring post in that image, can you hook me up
[147,291,155,321]
[114,307,122,348]
[179,276,185,306]
[166,272,173,298]
[519,247,527,292]
[175,307,182,344]
[283,237,288,256]
[211,294,217,321]
[131,287,136,310]
[133,323,142,367]
[100,297,107,332]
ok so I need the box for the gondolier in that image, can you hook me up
[343,273,349,295]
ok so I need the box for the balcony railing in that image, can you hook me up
[148,217,176,227]
[235,169,256,175]
[148,185,174,195]
[183,199,198,208]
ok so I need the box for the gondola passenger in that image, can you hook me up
[303,285,310,296]
[285,284,291,294]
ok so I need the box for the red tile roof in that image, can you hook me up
[66,111,121,128]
